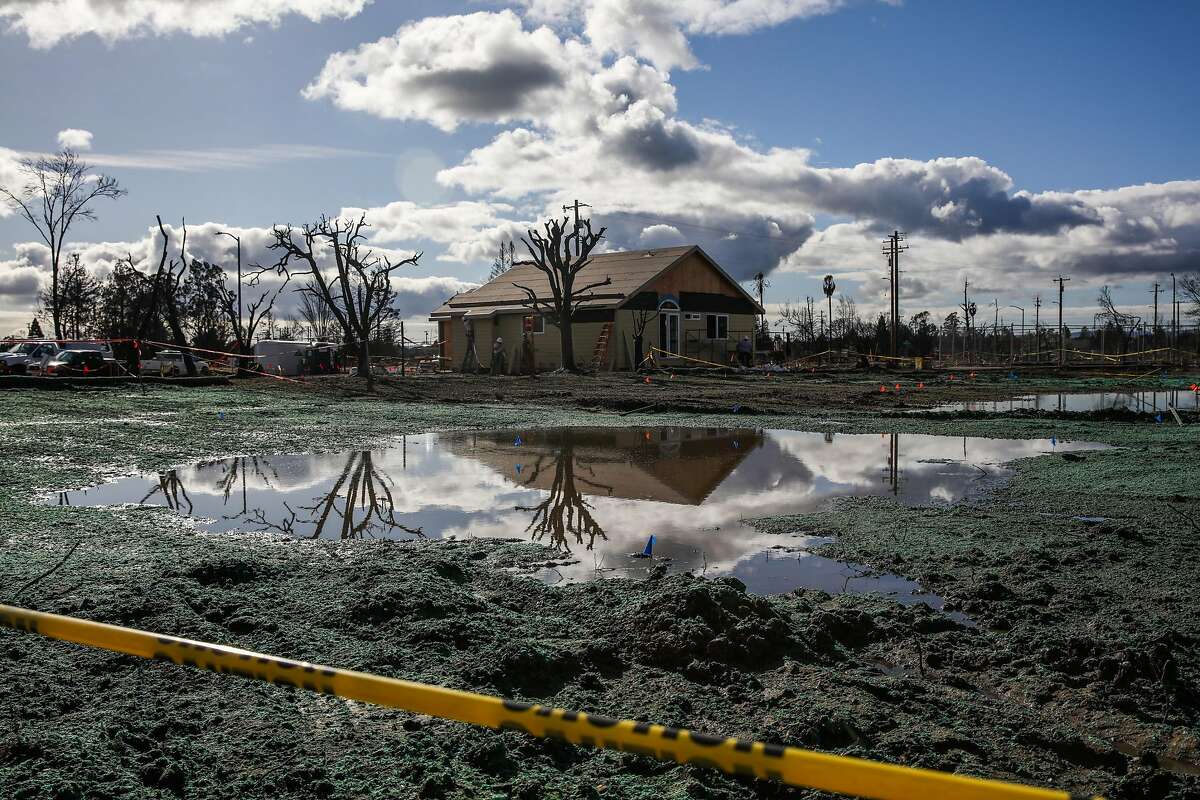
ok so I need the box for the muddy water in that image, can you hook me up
[52,427,1100,603]
[928,389,1199,414]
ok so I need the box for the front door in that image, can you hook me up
[659,312,680,356]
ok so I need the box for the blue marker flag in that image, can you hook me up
[643,535,655,557]
[1051,435,1057,446]
[515,464,523,474]
[513,434,523,446]
[1155,414,1163,424]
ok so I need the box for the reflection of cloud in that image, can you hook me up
[63,429,1101,588]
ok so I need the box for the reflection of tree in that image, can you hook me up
[515,434,610,554]
[293,451,423,540]
[212,456,280,519]
[141,470,193,513]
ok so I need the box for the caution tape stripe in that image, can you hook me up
[0,604,1099,800]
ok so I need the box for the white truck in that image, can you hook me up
[140,350,210,376]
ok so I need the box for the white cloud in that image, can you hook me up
[56,128,93,150]
[0,147,24,217]
[520,0,849,69]
[58,143,382,172]
[338,200,532,264]
[0,0,371,48]
[304,10,586,132]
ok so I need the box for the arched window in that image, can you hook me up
[657,298,681,354]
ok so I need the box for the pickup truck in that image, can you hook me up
[0,341,59,374]
[140,350,211,376]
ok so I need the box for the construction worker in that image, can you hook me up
[737,335,753,367]
[461,319,478,373]
[491,336,506,375]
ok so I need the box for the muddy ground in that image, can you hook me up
[271,365,1199,416]
[1,377,1199,799]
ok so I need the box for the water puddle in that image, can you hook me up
[51,428,1100,604]
[925,390,1198,414]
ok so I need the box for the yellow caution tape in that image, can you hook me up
[0,604,1100,800]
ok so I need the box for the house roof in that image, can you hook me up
[430,245,763,319]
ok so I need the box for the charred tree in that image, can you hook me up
[268,214,420,389]
[0,149,124,339]
[512,216,609,373]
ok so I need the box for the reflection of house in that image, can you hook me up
[442,428,763,505]
[430,246,764,372]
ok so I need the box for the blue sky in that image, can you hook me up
[1,0,1197,337]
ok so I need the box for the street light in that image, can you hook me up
[216,231,243,371]
[1009,305,1025,361]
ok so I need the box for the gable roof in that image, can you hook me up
[431,245,763,319]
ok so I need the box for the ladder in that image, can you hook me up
[590,322,613,371]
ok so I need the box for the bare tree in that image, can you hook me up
[1181,274,1200,319]
[0,149,124,338]
[38,253,98,339]
[836,294,860,343]
[297,289,337,341]
[630,308,659,370]
[488,240,516,282]
[268,214,420,389]
[156,217,199,375]
[512,216,609,373]
[822,275,836,342]
[1096,285,1139,354]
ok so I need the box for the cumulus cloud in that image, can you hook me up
[780,179,1200,322]
[338,200,533,264]
[56,128,93,150]
[0,146,24,217]
[520,0,848,69]
[304,11,584,132]
[0,0,371,48]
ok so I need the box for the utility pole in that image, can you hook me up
[1151,282,1161,349]
[961,278,971,362]
[1009,305,1024,360]
[1053,275,1071,367]
[1033,295,1041,364]
[991,298,999,359]
[562,199,591,255]
[880,231,908,358]
[1170,273,1177,361]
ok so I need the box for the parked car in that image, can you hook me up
[140,350,210,376]
[28,341,114,376]
[42,349,118,377]
[0,341,59,374]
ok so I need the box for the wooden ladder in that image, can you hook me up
[590,322,613,371]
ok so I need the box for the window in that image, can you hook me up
[526,315,546,334]
[705,314,728,340]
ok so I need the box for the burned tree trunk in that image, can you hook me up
[512,216,608,374]
[267,214,420,391]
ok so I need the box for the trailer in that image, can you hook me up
[253,340,339,376]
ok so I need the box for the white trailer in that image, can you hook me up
[254,340,307,376]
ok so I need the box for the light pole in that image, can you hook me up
[1009,305,1024,360]
[216,230,243,371]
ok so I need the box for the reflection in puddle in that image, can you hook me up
[53,428,1100,602]
[927,390,1198,414]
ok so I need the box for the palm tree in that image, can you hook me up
[822,275,836,343]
